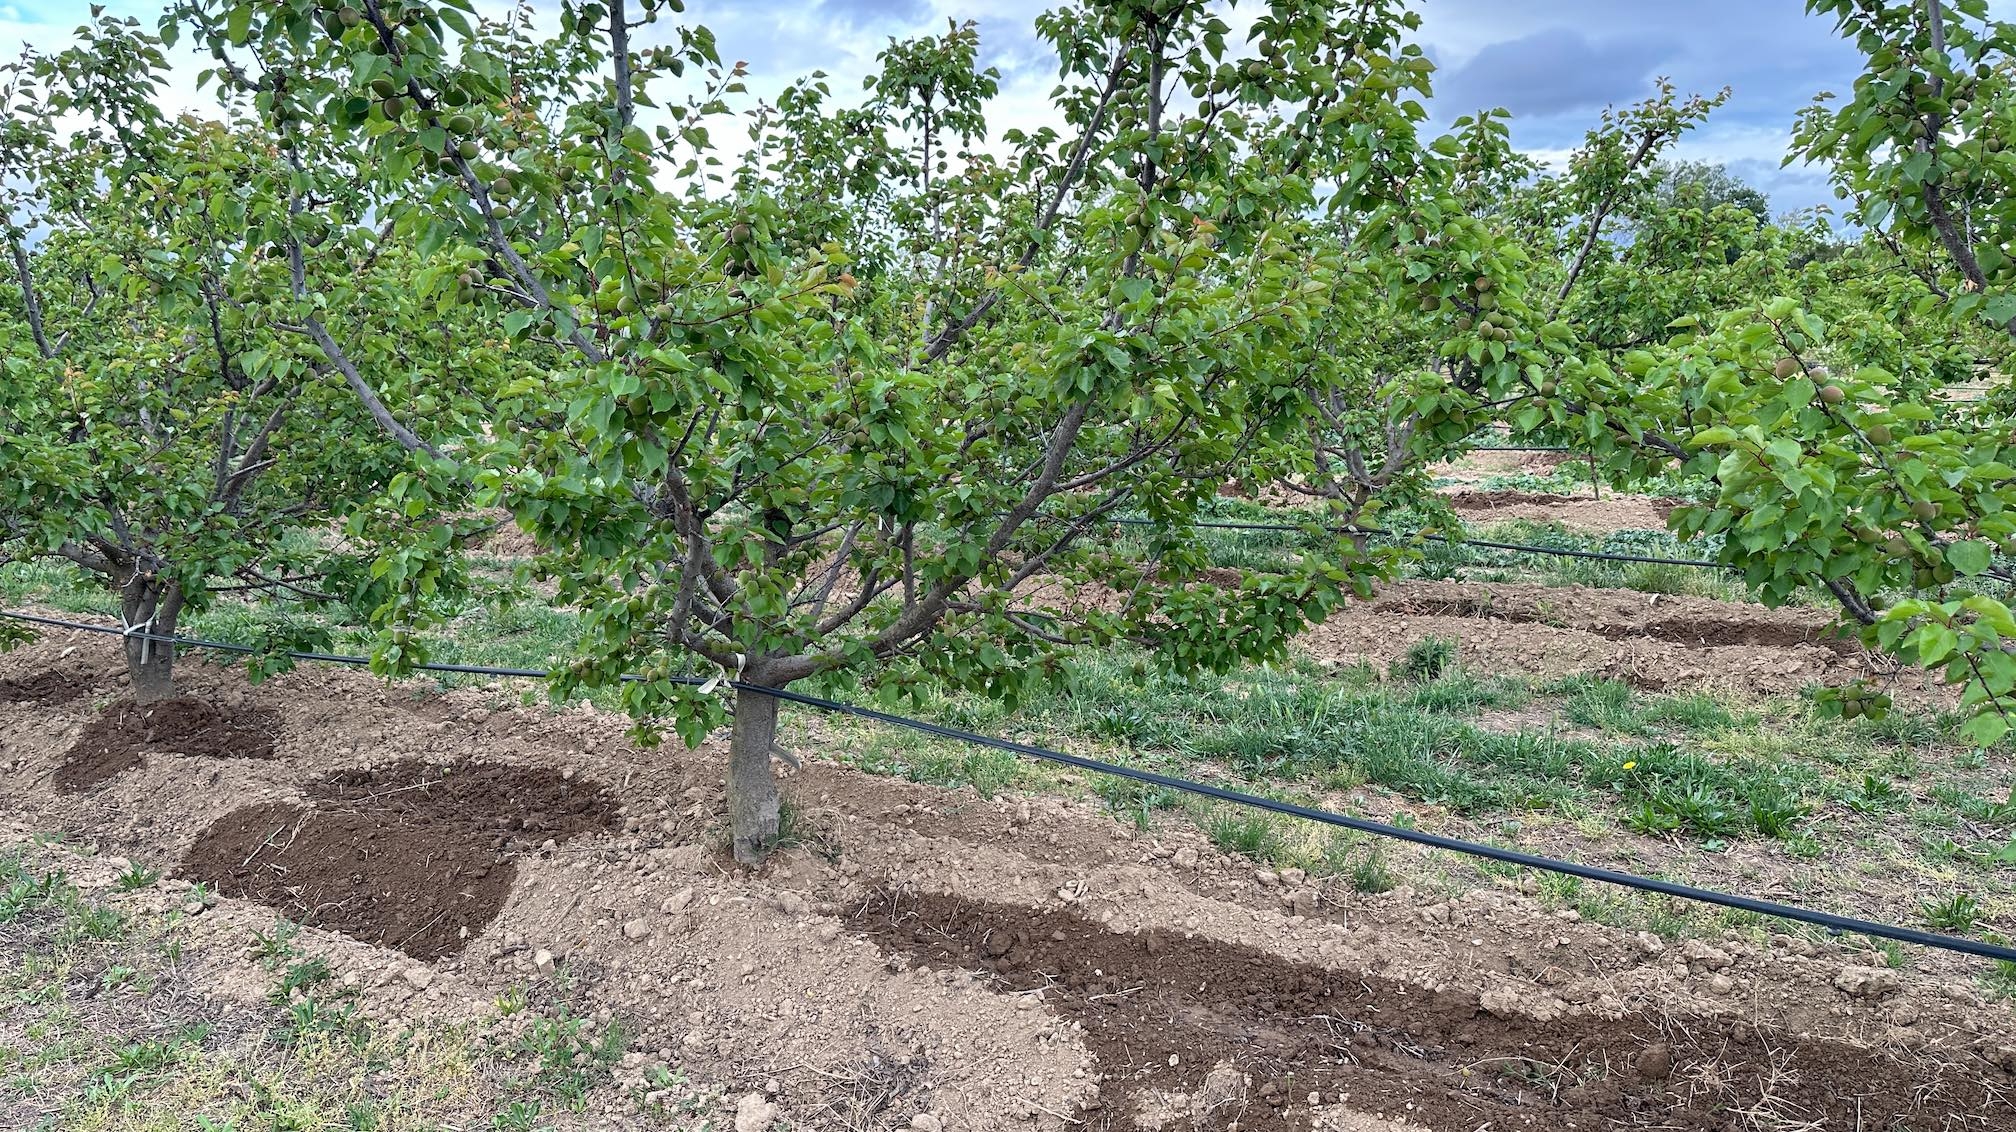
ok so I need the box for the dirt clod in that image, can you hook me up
[180,759,620,960]
[55,697,279,792]
[1834,964,1902,998]
[734,1093,777,1132]
[1633,1042,1673,1080]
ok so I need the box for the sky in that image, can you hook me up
[0,0,1932,217]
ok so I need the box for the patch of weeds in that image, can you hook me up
[273,957,334,1003]
[1348,848,1397,894]
[1842,774,1911,815]
[1922,892,1982,934]
[0,866,65,922]
[1854,709,1942,747]
[1747,788,1808,839]
[770,800,807,852]
[63,903,126,942]
[273,996,364,1049]
[491,1099,545,1131]
[1558,677,1731,737]
[516,1013,627,1110]
[844,735,1025,798]
[1404,670,1528,714]
[495,985,530,1017]
[1624,799,1682,837]
[1874,939,1907,969]
[113,862,161,892]
[770,800,841,863]
[110,1036,187,1073]
[249,920,304,967]
[1094,776,1182,830]
[1625,774,1744,841]
[98,964,141,994]
[1391,636,1456,683]
[1879,747,1922,780]
[1203,808,1277,858]
[1986,959,2016,1000]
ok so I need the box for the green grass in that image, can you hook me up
[1988,959,2016,1000]
[791,638,2000,872]
[1922,892,1983,933]
[1553,676,1734,737]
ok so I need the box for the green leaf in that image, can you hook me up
[1960,711,2011,749]
[225,4,253,45]
[1947,539,1993,578]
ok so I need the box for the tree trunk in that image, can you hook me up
[120,576,183,705]
[727,683,783,865]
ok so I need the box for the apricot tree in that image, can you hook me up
[172,0,1456,860]
[0,10,477,700]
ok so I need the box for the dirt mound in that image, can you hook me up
[1434,489,1683,534]
[0,670,85,706]
[1377,586,1859,656]
[180,759,621,960]
[850,888,2012,1132]
[54,698,280,793]
[1291,580,1940,699]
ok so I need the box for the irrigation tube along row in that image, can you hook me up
[7,607,2016,966]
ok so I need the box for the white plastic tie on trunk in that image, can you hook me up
[698,651,746,696]
[120,612,158,667]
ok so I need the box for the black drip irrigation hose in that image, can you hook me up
[7,608,2014,965]
[1104,516,1740,571]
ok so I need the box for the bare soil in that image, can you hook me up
[2,640,2011,1130]
[1437,489,1682,534]
[53,696,280,792]
[1302,580,1948,702]
[472,507,549,557]
[181,759,621,961]
[853,888,2007,1132]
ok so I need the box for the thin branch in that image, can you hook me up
[9,237,51,359]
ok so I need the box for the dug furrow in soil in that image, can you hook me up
[848,888,2013,1131]
[180,758,622,961]
[0,670,85,706]
[54,697,280,792]
[1369,583,1859,655]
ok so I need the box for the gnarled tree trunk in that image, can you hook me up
[120,575,183,705]
[727,682,783,865]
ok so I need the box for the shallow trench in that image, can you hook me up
[846,887,2012,1132]
[1370,592,1861,656]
